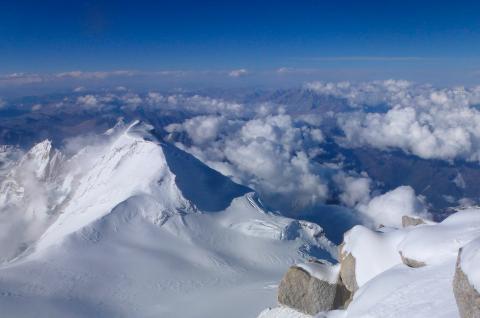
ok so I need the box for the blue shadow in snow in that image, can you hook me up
[161,142,251,212]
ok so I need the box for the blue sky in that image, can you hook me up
[1,0,480,84]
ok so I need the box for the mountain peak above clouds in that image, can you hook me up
[0,120,336,318]
[32,120,195,254]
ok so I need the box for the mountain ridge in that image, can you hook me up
[0,120,336,318]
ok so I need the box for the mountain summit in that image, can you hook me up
[0,121,336,318]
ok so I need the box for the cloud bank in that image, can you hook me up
[307,80,480,162]
[228,69,249,77]
[6,80,475,228]
[166,110,329,212]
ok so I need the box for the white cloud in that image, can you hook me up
[334,173,372,207]
[147,93,245,117]
[276,67,292,74]
[228,68,249,77]
[167,112,329,212]
[73,86,86,92]
[357,186,429,227]
[0,70,184,87]
[276,67,321,75]
[453,172,466,189]
[307,80,480,162]
[305,79,412,108]
[120,93,142,109]
[0,73,44,86]
[333,172,431,228]
[56,70,136,80]
[76,95,99,108]
[166,115,226,145]
[31,104,42,111]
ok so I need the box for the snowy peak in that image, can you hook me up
[0,120,340,318]
[34,121,195,253]
[0,139,65,215]
[0,140,66,263]
[0,121,197,261]
[1,120,336,264]
[18,139,64,181]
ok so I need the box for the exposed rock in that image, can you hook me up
[402,215,426,228]
[278,263,351,315]
[399,251,426,268]
[338,243,359,293]
[453,248,480,318]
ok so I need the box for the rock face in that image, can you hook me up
[278,265,351,315]
[402,215,426,228]
[453,248,480,318]
[399,251,426,268]
[338,243,359,293]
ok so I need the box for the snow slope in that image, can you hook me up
[342,259,458,318]
[0,121,336,318]
[0,140,65,262]
[343,226,405,287]
[398,209,480,265]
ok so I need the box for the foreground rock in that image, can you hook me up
[399,251,426,268]
[453,241,480,318]
[278,261,351,315]
[338,243,358,293]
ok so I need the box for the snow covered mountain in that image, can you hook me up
[0,121,337,318]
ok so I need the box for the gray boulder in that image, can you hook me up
[338,243,359,293]
[402,215,426,228]
[453,248,480,318]
[278,264,351,315]
[399,251,426,268]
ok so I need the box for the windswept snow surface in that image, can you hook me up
[0,122,337,318]
[342,260,458,318]
[343,226,405,287]
[296,262,340,284]
[398,209,480,265]
[258,306,313,318]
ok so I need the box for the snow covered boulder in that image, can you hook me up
[399,251,426,268]
[278,261,351,315]
[402,215,426,228]
[453,239,480,318]
[398,209,480,267]
[339,225,404,291]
